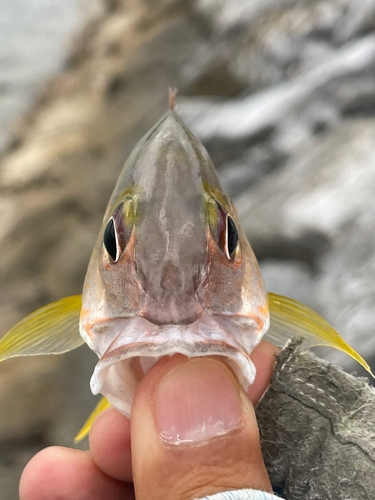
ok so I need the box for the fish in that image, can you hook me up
[0,90,373,443]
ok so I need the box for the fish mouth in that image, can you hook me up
[87,314,268,418]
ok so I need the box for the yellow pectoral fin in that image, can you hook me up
[75,396,112,443]
[265,292,374,377]
[0,295,83,361]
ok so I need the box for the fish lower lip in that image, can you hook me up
[89,315,264,417]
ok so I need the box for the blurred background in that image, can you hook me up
[1,0,375,497]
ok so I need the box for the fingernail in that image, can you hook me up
[154,358,242,445]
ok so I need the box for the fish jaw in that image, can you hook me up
[83,313,269,418]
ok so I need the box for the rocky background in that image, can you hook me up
[1,0,375,497]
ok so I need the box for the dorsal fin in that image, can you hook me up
[168,87,177,110]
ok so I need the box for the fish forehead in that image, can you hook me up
[134,112,208,234]
[128,111,224,323]
[106,110,228,216]
[133,113,211,282]
[135,112,206,199]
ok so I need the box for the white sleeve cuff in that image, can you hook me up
[197,488,281,500]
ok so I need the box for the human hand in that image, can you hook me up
[20,341,278,500]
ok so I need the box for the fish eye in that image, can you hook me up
[208,200,239,261]
[226,215,239,259]
[103,202,128,263]
[103,217,118,262]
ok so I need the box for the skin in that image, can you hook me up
[20,341,278,500]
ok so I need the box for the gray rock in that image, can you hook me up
[178,28,375,375]
[260,259,317,311]
[178,34,375,143]
[0,0,101,150]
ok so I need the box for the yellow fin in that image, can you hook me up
[265,292,374,377]
[0,295,83,361]
[74,396,112,443]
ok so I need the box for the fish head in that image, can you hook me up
[80,110,269,416]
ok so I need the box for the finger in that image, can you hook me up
[89,341,277,484]
[89,407,132,482]
[248,340,279,405]
[131,354,272,500]
[19,446,134,500]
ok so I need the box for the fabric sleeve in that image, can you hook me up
[255,339,375,500]
[197,489,280,500]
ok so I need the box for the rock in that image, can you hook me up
[177,11,375,376]
[0,356,62,441]
[0,0,101,150]
[260,259,317,311]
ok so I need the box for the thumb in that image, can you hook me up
[131,355,272,500]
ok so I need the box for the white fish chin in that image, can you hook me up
[87,314,268,418]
